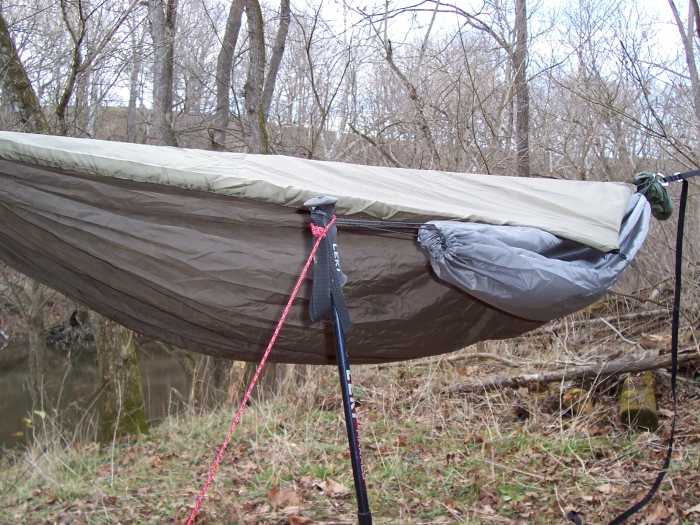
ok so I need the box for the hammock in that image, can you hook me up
[0,131,647,365]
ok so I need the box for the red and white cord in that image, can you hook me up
[186,216,336,525]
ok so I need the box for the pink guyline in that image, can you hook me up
[186,216,336,525]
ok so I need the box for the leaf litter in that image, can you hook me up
[1,316,700,524]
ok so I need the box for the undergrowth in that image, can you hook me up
[1,298,700,524]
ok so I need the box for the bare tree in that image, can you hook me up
[148,0,178,146]
[262,0,291,119]
[372,3,442,169]
[126,15,147,143]
[242,0,291,154]
[513,0,530,176]
[210,0,244,151]
[0,265,54,402]
[0,13,50,133]
[55,0,139,136]
[243,0,269,153]
[669,0,700,121]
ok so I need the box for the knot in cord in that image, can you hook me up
[311,215,336,238]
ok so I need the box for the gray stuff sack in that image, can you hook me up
[418,193,650,322]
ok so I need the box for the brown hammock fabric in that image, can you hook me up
[0,132,637,364]
[0,158,544,364]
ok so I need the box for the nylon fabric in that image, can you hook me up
[418,194,650,321]
[0,159,543,364]
[0,131,634,251]
[634,172,673,220]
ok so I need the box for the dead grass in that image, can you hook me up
[1,301,700,525]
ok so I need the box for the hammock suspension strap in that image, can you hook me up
[571,171,696,525]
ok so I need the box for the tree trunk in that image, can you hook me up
[513,0,530,177]
[240,0,295,390]
[55,42,82,136]
[262,0,291,119]
[669,0,700,122]
[26,280,50,404]
[210,0,244,151]
[90,312,148,443]
[0,13,50,134]
[126,29,145,143]
[243,0,269,154]
[148,0,178,147]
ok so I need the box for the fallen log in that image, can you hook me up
[447,347,699,394]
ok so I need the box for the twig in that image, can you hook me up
[378,351,530,370]
[598,318,643,349]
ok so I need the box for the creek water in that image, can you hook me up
[0,343,188,449]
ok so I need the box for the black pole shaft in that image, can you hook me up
[331,299,373,525]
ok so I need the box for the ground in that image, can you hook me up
[1,304,700,525]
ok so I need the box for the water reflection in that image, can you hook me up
[0,343,188,448]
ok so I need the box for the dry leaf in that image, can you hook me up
[671,447,684,461]
[299,475,313,485]
[147,456,163,469]
[585,425,603,436]
[267,486,300,510]
[685,502,700,516]
[287,515,314,525]
[244,515,259,525]
[322,478,347,497]
[609,467,625,479]
[639,334,671,351]
[58,513,74,524]
[643,501,672,524]
[45,495,59,504]
[238,461,260,472]
[596,484,620,496]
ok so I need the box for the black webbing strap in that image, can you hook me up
[596,179,688,525]
[309,211,353,334]
[661,169,700,184]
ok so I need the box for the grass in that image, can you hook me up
[1,325,700,524]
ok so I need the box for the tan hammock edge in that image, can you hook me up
[0,132,636,364]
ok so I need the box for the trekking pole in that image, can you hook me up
[331,299,372,525]
[305,196,373,525]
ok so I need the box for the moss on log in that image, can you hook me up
[90,313,148,443]
[619,372,659,431]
